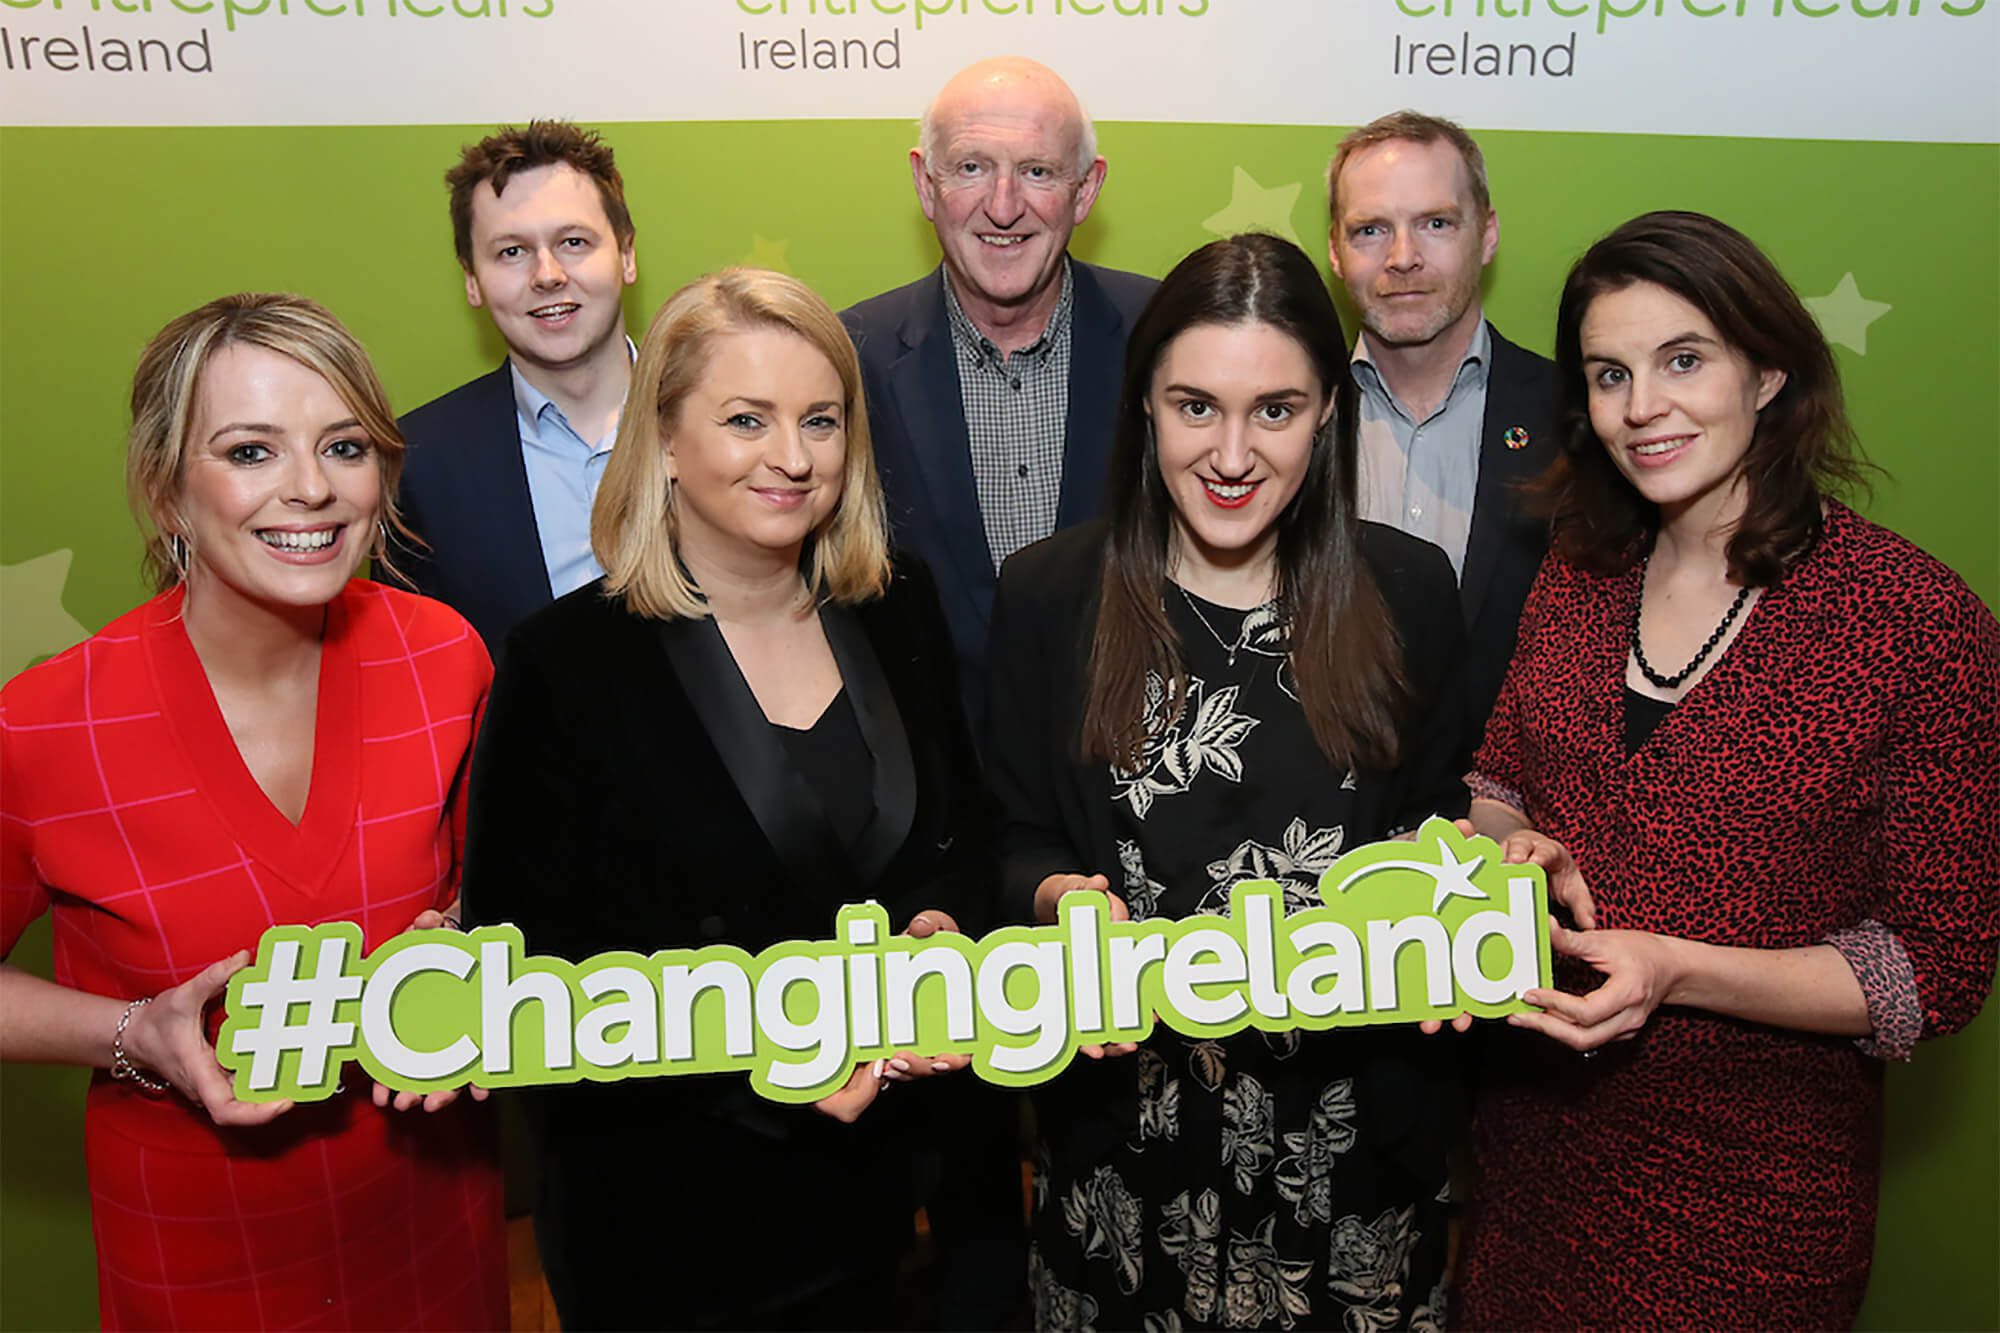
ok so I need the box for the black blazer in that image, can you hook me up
[1461,326,1560,749]
[461,558,991,1328]
[985,519,1470,924]
[841,261,1159,732]
[984,519,1473,1172]
[393,363,553,660]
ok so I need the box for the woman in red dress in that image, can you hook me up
[0,294,507,1330]
[1453,212,2000,1328]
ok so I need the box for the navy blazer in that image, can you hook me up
[392,363,552,660]
[841,260,1158,731]
[1459,325,1560,752]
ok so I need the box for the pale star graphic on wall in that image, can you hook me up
[740,235,793,274]
[1804,273,1891,355]
[1201,167,1303,247]
[1,549,90,681]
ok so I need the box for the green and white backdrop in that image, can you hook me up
[1,1,1995,1326]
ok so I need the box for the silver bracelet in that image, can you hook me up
[110,997,171,1094]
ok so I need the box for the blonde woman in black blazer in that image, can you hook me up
[464,269,990,1331]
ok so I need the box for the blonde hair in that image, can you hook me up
[127,292,409,593]
[592,268,891,620]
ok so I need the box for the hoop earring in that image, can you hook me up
[169,534,190,581]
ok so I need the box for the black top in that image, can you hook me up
[773,688,875,853]
[1622,685,1677,755]
[1616,680,1680,752]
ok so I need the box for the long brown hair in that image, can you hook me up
[1081,234,1405,772]
[1545,210,1870,584]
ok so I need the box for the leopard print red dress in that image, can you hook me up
[1453,502,2000,1330]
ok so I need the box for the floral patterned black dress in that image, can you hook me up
[989,527,1473,1332]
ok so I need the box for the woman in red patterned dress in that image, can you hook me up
[0,294,507,1330]
[1451,212,2000,1329]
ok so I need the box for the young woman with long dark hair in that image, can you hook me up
[987,233,1474,1331]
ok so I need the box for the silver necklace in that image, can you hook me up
[1177,583,1249,666]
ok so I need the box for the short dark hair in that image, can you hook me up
[1081,233,1405,772]
[1544,210,1869,584]
[1327,110,1491,223]
[446,120,635,269]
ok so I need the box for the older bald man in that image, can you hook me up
[842,57,1156,737]
[841,60,1153,1328]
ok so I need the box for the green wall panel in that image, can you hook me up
[2,119,1994,1330]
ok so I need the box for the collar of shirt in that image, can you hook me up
[941,257,1076,369]
[508,335,637,459]
[1351,315,1491,427]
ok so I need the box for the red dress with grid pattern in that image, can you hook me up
[0,581,507,1331]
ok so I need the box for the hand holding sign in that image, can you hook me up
[879,907,975,1086]
[126,950,294,1126]
[1032,874,1139,1059]
[371,906,491,1113]
[1511,921,1680,1052]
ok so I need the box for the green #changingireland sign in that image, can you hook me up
[217,819,1552,1105]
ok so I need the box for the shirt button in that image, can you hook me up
[1010,377,1022,390]
[1409,505,1423,519]
[1016,464,1029,479]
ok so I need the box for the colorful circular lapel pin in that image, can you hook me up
[1503,425,1531,450]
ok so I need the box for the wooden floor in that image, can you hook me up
[507,1217,560,1332]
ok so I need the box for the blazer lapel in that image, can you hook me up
[889,276,995,605]
[1058,264,1124,527]
[1462,328,1545,626]
[654,614,863,903]
[820,602,915,886]
[476,362,556,612]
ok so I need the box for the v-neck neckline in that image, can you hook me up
[1608,560,1779,767]
[142,585,362,897]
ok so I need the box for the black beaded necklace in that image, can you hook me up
[1630,556,1752,690]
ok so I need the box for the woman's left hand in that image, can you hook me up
[874,906,977,1084]
[372,906,490,1113]
[814,1061,890,1123]
[806,909,981,1113]
[1509,920,1686,1052]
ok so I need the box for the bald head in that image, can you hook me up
[910,56,1108,344]
[919,56,1098,180]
